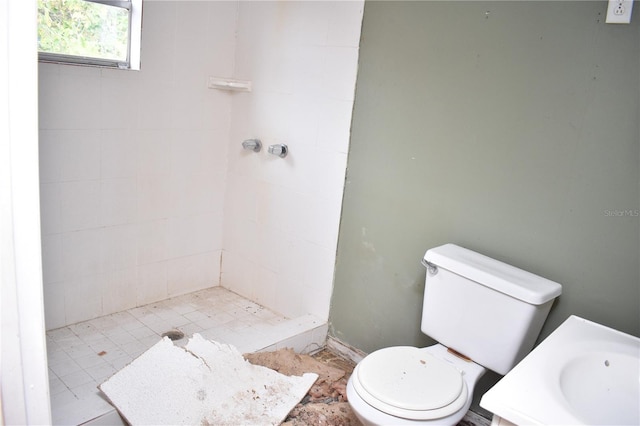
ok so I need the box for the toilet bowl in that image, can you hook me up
[347,344,486,425]
[346,244,563,426]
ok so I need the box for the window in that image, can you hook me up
[38,0,142,70]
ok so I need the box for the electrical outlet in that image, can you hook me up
[606,0,634,24]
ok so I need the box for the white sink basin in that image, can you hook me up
[480,315,640,425]
[560,350,639,424]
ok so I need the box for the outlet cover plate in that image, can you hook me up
[606,0,634,24]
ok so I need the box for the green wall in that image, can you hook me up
[330,0,638,415]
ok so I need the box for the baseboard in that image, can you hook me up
[325,336,367,364]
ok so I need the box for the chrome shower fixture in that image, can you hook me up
[242,139,262,152]
[268,144,288,158]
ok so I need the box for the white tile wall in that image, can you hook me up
[39,0,364,330]
[222,1,364,321]
[39,1,238,329]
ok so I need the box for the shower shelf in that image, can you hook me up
[207,76,252,92]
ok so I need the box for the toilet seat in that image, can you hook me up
[352,346,468,420]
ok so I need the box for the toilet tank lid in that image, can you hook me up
[424,244,562,305]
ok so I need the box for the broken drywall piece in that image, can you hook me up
[99,334,318,426]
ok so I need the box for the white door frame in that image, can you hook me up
[0,0,52,423]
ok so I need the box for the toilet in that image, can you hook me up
[347,243,562,425]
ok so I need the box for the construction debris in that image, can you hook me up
[245,348,345,388]
[99,335,317,425]
[245,348,362,425]
[283,402,361,426]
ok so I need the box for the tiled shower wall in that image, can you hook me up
[39,0,364,330]
[222,1,363,320]
[39,2,237,329]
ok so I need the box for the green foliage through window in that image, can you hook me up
[38,0,130,64]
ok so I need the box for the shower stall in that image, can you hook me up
[39,1,364,423]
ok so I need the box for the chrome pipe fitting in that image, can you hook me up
[242,139,262,152]
[268,144,288,158]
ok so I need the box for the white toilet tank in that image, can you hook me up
[421,244,562,375]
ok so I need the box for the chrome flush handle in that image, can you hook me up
[421,258,438,275]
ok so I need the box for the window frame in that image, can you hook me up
[38,0,142,70]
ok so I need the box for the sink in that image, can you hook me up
[480,315,640,425]
[560,351,639,424]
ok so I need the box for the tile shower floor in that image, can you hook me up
[46,286,326,425]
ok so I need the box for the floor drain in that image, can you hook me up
[161,330,185,341]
